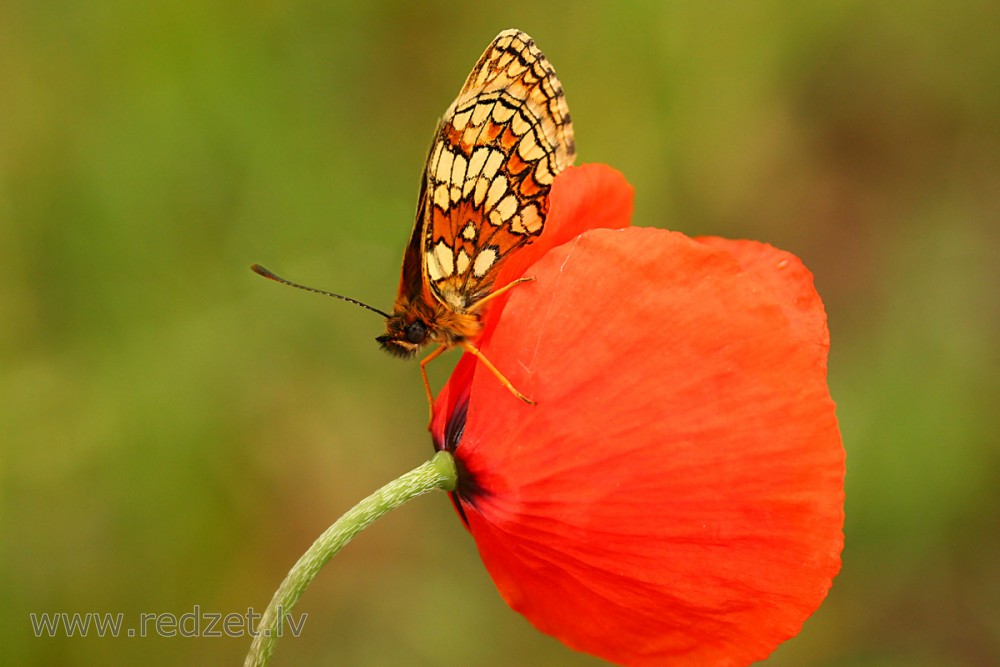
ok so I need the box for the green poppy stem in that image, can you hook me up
[244,450,458,667]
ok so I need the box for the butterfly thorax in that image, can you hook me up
[376,293,482,359]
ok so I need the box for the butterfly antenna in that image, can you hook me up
[251,264,391,319]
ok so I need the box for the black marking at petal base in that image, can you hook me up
[435,395,485,525]
[443,396,469,453]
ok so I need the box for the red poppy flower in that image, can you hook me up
[431,164,845,667]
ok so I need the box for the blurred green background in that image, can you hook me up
[2,1,997,665]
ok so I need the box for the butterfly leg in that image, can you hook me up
[458,341,535,405]
[420,344,449,420]
[468,276,535,312]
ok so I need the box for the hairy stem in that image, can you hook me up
[244,450,457,666]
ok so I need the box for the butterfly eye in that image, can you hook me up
[404,320,428,344]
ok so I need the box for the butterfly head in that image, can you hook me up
[377,315,430,359]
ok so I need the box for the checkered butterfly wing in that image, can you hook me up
[415,29,576,314]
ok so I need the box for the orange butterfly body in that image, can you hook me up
[376,29,576,406]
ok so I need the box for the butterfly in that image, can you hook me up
[253,29,575,411]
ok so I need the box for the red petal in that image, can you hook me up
[696,237,830,364]
[435,228,844,666]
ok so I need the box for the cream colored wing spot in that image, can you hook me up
[517,132,546,162]
[452,153,468,186]
[433,184,450,210]
[428,240,455,282]
[473,247,499,278]
[473,177,489,206]
[461,220,478,240]
[485,175,509,210]
[495,194,518,222]
[456,248,471,275]
[510,112,531,137]
[434,148,454,183]
[519,203,543,233]
[509,214,526,235]
[533,157,556,185]
[492,104,515,124]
